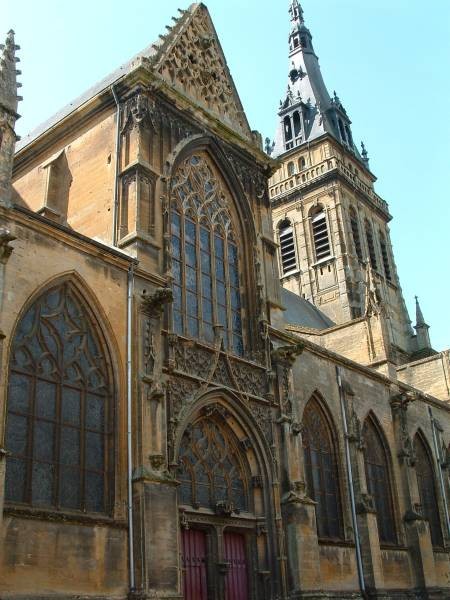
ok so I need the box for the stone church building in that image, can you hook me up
[0,2,449,598]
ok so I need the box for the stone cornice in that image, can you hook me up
[14,62,277,177]
[269,325,450,414]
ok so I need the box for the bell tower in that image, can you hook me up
[269,1,415,361]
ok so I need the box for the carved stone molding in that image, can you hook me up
[0,228,15,264]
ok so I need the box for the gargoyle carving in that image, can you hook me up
[141,287,173,317]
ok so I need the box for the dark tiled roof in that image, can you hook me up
[282,287,334,330]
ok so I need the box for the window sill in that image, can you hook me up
[3,504,127,529]
[311,256,335,268]
[317,538,355,547]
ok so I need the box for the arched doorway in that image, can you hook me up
[176,402,271,600]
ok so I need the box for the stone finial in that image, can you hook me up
[0,30,22,115]
[414,295,433,354]
[361,141,370,168]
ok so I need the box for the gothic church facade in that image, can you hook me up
[0,3,449,599]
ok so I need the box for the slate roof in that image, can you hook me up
[282,287,334,330]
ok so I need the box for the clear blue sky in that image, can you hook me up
[4,0,450,350]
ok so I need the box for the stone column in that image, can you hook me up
[272,343,321,596]
[346,403,385,593]
[390,392,437,592]
[129,287,182,599]
[0,230,15,525]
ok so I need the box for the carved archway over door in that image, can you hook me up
[177,402,271,600]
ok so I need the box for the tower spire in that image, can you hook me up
[289,0,304,25]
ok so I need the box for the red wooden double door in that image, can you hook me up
[182,528,249,600]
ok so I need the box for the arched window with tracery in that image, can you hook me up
[178,415,249,513]
[171,154,244,356]
[414,433,443,547]
[4,281,113,514]
[302,397,343,539]
[362,417,396,544]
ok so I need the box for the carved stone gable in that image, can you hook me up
[213,354,235,389]
[154,5,252,140]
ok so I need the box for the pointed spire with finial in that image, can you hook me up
[414,296,434,355]
[0,29,21,115]
[289,0,304,25]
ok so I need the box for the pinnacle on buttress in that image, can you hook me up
[0,29,22,116]
[415,296,427,328]
[414,296,433,354]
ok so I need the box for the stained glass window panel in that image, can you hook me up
[5,282,112,514]
[170,154,245,354]
[303,398,343,540]
[362,419,396,544]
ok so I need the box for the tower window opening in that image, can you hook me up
[311,209,331,261]
[338,119,347,143]
[299,156,306,171]
[293,111,302,138]
[287,161,295,177]
[300,36,307,48]
[365,221,378,270]
[350,208,363,261]
[379,233,392,281]
[284,116,293,149]
[279,219,297,275]
[345,125,353,147]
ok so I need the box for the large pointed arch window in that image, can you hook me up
[177,415,249,513]
[414,433,444,547]
[302,396,343,539]
[362,417,396,544]
[4,282,113,514]
[171,154,244,355]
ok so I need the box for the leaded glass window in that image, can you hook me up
[362,418,396,544]
[414,434,444,547]
[5,282,113,514]
[302,398,343,539]
[178,417,249,513]
[170,154,244,355]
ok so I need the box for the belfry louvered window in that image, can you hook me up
[362,418,396,544]
[278,219,297,275]
[365,220,378,270]
[302,397,343,539]
[171,154,244,356]
[414,434,443,547]
[379,233,392,281]
[311,209,331,261]
[4,282,113,514]
[349,208,363,261]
